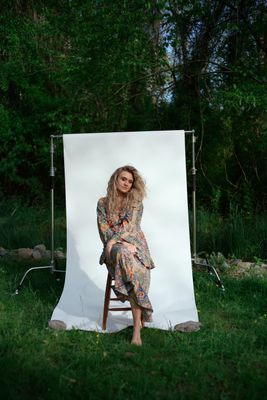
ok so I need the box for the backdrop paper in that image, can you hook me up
[50,131,199,331]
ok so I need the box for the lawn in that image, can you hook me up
[0,258,266,400]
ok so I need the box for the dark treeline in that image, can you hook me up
[1,0,266,213]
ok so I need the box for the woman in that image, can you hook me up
[97,165,155,345]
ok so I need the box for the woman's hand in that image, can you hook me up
[123,243,137,254]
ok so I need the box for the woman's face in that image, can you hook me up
[116,171,134,195]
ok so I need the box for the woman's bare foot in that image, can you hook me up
[131,331,142,346]
[131,339,142,346]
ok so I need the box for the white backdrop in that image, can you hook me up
[50,131,199,331]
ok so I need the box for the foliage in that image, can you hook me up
[0,1,160,202]
[163,0,267,212]
[208,251,229,273]
[0,1,266,211]
[193,208,267,260]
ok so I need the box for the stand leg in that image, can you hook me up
[193,259,225,291]
[102,274,112,331]
[13,264,65,295]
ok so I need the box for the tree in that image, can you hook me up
[158,0,267,211]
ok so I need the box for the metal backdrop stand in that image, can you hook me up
[14,130,224,294]
[185,130,225,291]
[13,135,65,294]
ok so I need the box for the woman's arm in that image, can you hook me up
[97,198,122,245]
[119,202,144,248]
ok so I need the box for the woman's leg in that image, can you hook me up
[129,298,142,346]
[110,244,152,343]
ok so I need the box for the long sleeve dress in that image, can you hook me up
[97,197,155,322]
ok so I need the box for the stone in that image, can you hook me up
[16,248,33,258]
[32,249,42,260]
[0,247,8,256]
[236,261,254,269]
[45,250,52,258]
[33,244,46,256]
[48,320,67,330]
[228,259,241,265]
[174,321,202,332]
[54,250,65,259]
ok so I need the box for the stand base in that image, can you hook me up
[193,258,225,291]
[13,262,65,295]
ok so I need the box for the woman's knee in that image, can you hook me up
[117,244,132,259]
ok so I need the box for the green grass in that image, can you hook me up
[0,258,266,400]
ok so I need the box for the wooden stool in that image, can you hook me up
[102,273,132,330]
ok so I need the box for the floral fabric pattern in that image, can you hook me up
[97,197,154,322]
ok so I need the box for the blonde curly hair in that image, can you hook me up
[106,165,146,212]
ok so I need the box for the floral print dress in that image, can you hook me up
[97,197,155,322]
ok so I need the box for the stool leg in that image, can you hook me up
[102,274,112,330]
